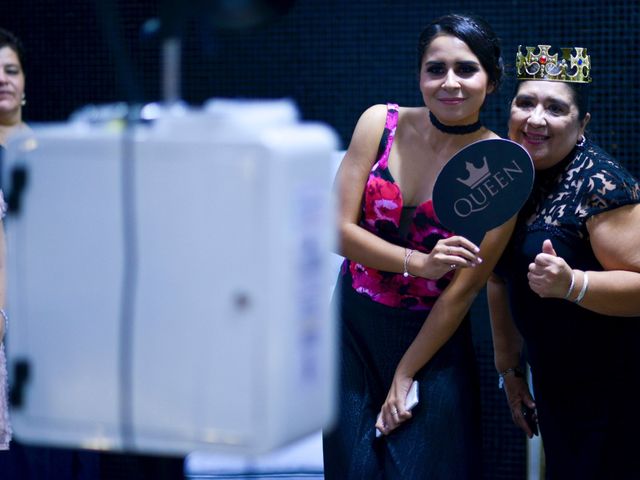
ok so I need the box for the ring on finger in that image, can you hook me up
[391,408,399,417]
[450,264,456,270]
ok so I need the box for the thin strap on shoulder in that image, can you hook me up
[375,103,399,170]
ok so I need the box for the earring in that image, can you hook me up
[576,135,585,147]
[21,93,26,107]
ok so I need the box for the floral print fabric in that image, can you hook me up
[344,103,454,311]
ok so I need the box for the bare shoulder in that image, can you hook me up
[396,106,426,128]
[342,104,390,171]
[356,104,390,129]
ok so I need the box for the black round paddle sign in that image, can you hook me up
[432,138,534,244]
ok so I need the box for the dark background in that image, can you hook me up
[2,0,639,478]
[3,0,639,168]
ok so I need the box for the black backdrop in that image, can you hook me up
[3,1,639,478]
[4,0,639,169]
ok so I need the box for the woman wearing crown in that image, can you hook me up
[489,45,640,478]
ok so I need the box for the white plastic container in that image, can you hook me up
[2,99,339,456]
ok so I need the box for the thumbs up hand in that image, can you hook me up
[527,239,573,298]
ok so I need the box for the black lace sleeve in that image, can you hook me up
[575,144,640,220]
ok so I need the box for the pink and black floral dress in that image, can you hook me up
[343,103,455,310]
[323,104,481,479]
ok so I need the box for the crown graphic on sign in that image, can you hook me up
[456,157,490,188]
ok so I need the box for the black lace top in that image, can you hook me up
[520,140,640,242]
[496,139,640,381]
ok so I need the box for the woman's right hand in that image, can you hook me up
[502,374,538,438]
[414,235,483,279]
[375,372,414,436]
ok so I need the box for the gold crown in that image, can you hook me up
[516,45,592,83]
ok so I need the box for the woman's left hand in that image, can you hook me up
[502,374,538,438]
[527,239,573,298]
[375,373,414,436]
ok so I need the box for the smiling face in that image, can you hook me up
[508,81,590,170]
[0,46,25,123]
[420,34,492,126]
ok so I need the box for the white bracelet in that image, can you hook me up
[403,248,415,278]
[574,271,589,304]
[0,308,7,329]
[564,270,576,300]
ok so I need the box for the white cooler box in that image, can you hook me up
[2,99,339,457]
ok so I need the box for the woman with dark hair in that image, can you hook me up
[0,27,29,147]
[0,161,8,451]
[322,13,513,479]
[489,45,640,479]
[0,26,20,451]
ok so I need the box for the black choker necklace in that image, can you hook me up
[429,111,482,135]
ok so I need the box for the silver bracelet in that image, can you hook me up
[564,270,576,300]
[574,271,589,304]
[403,248,415,278]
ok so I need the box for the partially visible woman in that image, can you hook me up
[0,156,8,450]
[489,45,640,479]
[323,13,515,479]
[0,27,28,147]
[0,26,22,451]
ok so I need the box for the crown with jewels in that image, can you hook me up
[456,157,490,189]
[516,45,592,83]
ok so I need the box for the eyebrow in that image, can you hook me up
[424,60,480,67]
[516,93,571,109]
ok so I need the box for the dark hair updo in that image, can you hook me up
[0,28,25,72]
[417,13,503,92]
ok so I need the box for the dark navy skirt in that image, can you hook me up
[323,274,481,479]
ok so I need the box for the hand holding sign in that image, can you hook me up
[433,139,534,245]
[419,235,482,278]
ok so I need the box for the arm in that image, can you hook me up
[337,105,482,280]
[487,273,537,437]
[487,274,522,373]
[0,218,5,342]
[376,215,516,435]
[527,203,640,316]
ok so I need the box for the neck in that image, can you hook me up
[429,110,482,135]
[0,116,26,146]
